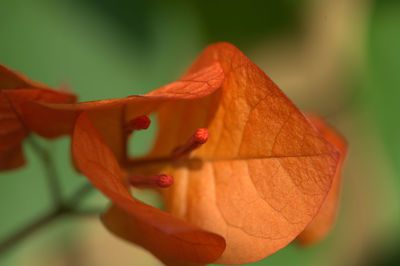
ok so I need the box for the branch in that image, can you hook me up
[0,137,99,256]
[0,207,66,255]
[0,204,101,256]
[27,137,62,206]
[67,181,94,206]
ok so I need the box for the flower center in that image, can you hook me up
[124,115,151,134]
[125,115,209,189]
[128,174,174,188]
[171,128,209,160]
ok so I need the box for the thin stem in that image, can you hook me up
[67,181,94,207]
[72,208,103,217]
[0,199,100,256]
[0,207,67,255]
[27,137,62,206]
[0,137,98,256]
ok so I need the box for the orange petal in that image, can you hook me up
[3,88,77,114]
[72,112,225,265]
[0,93,28,151]
[296,115,348,245]
[0,63,53,91]
[0,144,25,171]
[0,88,76,171]
[21,62,224,163]
[145,43,341,264]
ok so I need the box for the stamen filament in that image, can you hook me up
[129,173,174,188]
[125,115,151,134]
[171,128,209,160]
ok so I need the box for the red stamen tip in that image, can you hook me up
[154,174,174,188]
[171,128,209,160]
[192,128,209,144]
[129,173,174,188]
[131,115,151,130]
[125,115,151,134]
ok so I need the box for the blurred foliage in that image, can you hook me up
[364,0,400,189]
[0,0,399,265]
[359,0,400,264]
[78,0,303,47]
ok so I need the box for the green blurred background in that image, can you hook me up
[1,0,400,265]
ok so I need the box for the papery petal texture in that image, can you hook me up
[296,115,348,245]
[0,64,51,91]
[21,62,224,163]
[72,112,225,265]
[15,43,346,265]
[142,43,341,264]
[0,64,76,170]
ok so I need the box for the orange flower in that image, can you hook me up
[0,64,76,171]
[21,61,226,265]
[296,114,348,245]
[72,112,226,266]
[20,43,347,265]
[20,62,224,163]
